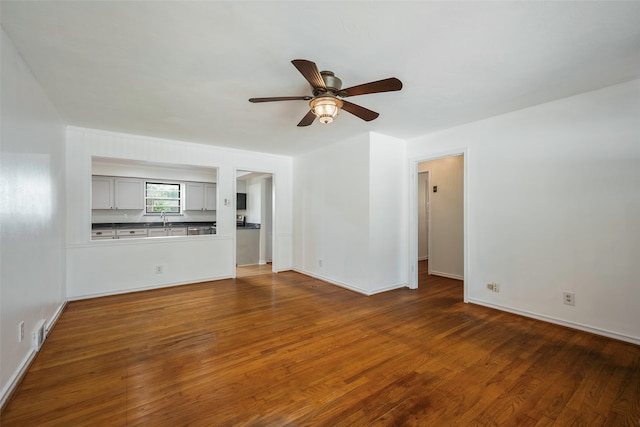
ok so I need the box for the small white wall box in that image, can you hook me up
[33,319,46,351]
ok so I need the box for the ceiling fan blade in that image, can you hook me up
[341,77,403,97]
[297,110,316,127]
[341,100,379,122]
[249,96,312,103]
[291,59,326,90]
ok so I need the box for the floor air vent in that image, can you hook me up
[33,319,46,351]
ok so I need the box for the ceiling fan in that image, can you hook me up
[249,59,402,127]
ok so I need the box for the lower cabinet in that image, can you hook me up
[169,227,187,236]
[91,226,190,240]
[148,227,187,238]
[148,229,167,238]
[91,229,115,240]
[116,228,148,239]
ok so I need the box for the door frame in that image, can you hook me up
[233,168,276,274]
[407,148,468,302]
[417,171,430,264]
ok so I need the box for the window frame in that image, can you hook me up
[144,181,183,215]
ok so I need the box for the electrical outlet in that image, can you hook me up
[155,265,163,274]
[486,283,500,293]
[19,321,24,342]
[563,292,575,306]
[318,259,323,267]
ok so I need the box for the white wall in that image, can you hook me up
[293,132,408,294]
[418,156,464,279]
[368,133,408,292]
[66,127,293,299]
[293,133,370,292]
[0,29,67,405]
[236,179,247,193]
[407,79,640,344]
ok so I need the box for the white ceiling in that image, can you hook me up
[2,1,640,156]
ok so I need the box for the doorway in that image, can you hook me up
[235,170,274,275]
[410,152,466,300]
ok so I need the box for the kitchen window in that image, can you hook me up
[145,182,181,214]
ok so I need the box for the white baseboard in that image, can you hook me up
[46,300,67,336]
[291,268,407,296]
[1,299,68,410]
[430,270,464,281]
[418,256,429,261]
[292,268,369,295]
[0,349,37,410]
[67,274,233,301]
[468,298,640,346]
[369,282,410,295]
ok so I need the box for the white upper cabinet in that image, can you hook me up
[92,176,143,210]
[92,176,113,209]
[185,182,204,211]
[204,183,217,211]
[185,182,216,211]
[115,178,144,209]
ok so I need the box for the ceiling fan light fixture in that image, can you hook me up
[310,96,343,124]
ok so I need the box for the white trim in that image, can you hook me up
[45,301,67,336]
[430,271,464,281]
[426,171,432,274]
[468,298,640,346]
[293,268,368,295]
[408,148,469,302]
[1,299,67,410]
[418,256,429,261]
[67,274,233,301]
[292,268,407,296]
[408,162,418,288]
[369,283,410,295]
[68,233,226,249]
[0,350,37,410]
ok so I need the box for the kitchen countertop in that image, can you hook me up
[237,223,260,229]
[93,222,259,230]
[92,221,216,230]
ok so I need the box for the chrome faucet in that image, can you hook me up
[161,211,167,226]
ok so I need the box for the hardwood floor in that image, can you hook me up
[2,262,639,426]
[236,263,273,278]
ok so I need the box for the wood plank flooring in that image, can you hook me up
[2,262,639,426]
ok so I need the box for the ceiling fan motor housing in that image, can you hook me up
[316,71,342,95]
